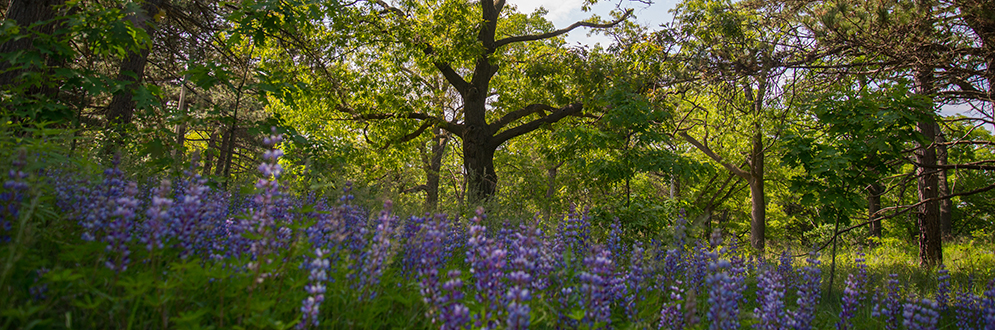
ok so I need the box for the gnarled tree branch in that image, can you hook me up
[491,103,583,147]
[493,9,633,49]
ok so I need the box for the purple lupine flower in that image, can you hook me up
[506,270,531,330]
[837,274,860,330]
[171,174,213,259]
[673,208,688,247]
[706,259,740,330]
[659,280,687,329]
[556,205,590,255]
[299,248,329,329]
[465,207,505,329]
[578,245,614,328]
[778,250,795,291]
[937,264,950,311]
[418,214,449,323]
[531,230,554,293]
[984,280,995,330]
[689,242,714,290]
[358,201,398,300]
[80,162,128,242]
[954,288,982,330]
[246,128,285,282]
[441,270,470,330]
[607,218,627,262]
[142,179,172,252]
[786,252,821,330]
[625,242,646,320]
[754,268,786,330]
[508,220,542,320]
[400,215,428,281]
[660,247,683,290]
[105,181,138,272]
[0,163,29,243]
[872,274,902,330]
[902,297,939,330]
[29,267,49,301]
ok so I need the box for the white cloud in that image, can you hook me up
[505,0,583,23]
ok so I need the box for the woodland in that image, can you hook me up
[0,0,994,329]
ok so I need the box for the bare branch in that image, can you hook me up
[493,9,633,48]
[489,104,556,133]
[423,45,470,95]
[358,112,466,136]
[491,103,583,147]
[678,131,752,179]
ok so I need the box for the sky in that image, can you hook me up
[505,0,680,47]
[504,0,986,122]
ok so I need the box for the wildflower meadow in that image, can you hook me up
[1,129,993,329]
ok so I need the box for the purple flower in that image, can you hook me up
[246,128,286,282]
[755,268,786,330]
[706,259,740,330]
[104,181,138,272]
[299,248,329,329]
[872,274,902,330]
[29,267,49,301]
[505,270,531,330]
[418,215,450,323]
[786,253,821,330]
[937,264,950,311]
[837,274,859,330]
[954,288,982,330]
[441,270,470,330]
[902,297,939,330]
[578,245,614,328]
[659,280,689,329]
[984,280,995,330]
[141,179,171,252]
[625,242,646,320]
[0,164,29,243]
[465,207,506,329]
[357,201,398,300]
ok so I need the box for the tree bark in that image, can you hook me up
[748,130,766,252]
[936,126,953,240]
[424,128,448,212]
[103,1,163,159]
[202,129,219,177]
[0,0,63,87]
[915,119,942,266]
[669,174,681,200]
[215,128,231,177]
[462,130,498,202]
[913,0,942,267]
[867,182,883,242]
[106,1,161,127]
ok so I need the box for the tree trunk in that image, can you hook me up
[424,128,448,212]
[912,0,943,266]
[215,128,231,177]
[915,119,942,267]
[0,0,63,87]
[914,59,942,266]
[748,130,766,252]
[867,182,883,242]
[463,134,497,203]
[936,126,953,241]
[462,88,497,203]
[103,1,162,158]
[669,174,681,200]
[202,129,219,177]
